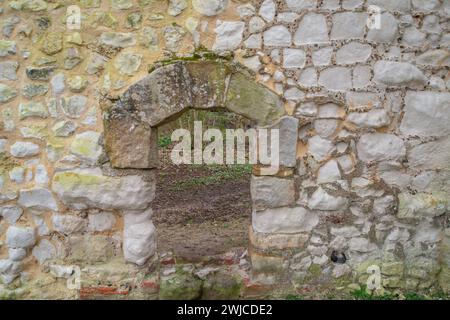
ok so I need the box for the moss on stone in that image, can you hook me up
[159,271,202,300]
[53,171,106,188]
[202,272,242,300]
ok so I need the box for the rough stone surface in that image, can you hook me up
[294,13,328,45]
[251,176,295,211]
[18,188,58,211]
[374,61,427,88]
[252,207,320,234]
[6,226,36,248]
[51,168,155,210]
[357,133,406,162]
[123,210,156,266]
[400,92,450,137]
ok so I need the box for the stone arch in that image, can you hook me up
[99,59,301,272]
[103,60,286,169]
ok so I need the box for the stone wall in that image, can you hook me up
[0,0,449,298]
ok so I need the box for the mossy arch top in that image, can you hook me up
[103,60,286,169]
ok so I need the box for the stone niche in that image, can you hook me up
[102,59,286,169]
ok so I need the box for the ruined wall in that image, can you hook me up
[0,0,449,299]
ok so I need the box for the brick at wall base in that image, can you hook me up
[79,286,130,300]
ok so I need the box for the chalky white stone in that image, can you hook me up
[400,91,450,137]
[347,109,391,128]
[294,13,328,45]
[213,21,245,51]
[318,67,352,91]
[10,141,40,158]
[263,25,292,47]
[336,42,372,64]
[283,48,306,69]
[18,188,58,211]
[252,206,319,234]
[357,133,405,162]
[192,0,228,16]
[259,0,276,22]
[123,209,156,265]
[374,61,427,88]
[6,226,36,248]
[308,187,348,211]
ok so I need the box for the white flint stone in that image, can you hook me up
[88,212,116,232]
[167,0,187,16]
[50,265,74,278]
[336,42,372,64]
[244,34,262,49]
[10,142,40,158]
[294,13,328,45]
[0,205,23,224]
[374,61,427,88]
[312,47,333,66]
[192,0,228,16]
[317,160,341,183]
[237,4,255,18]
[314,119,338,138]
[319,67,352,91]
[400,91,450,137]
[9,248,27,261]
[263,25,292,47]
[32,239,56,265]
[308,136,335,162]
[308,187,348,211]
[331,12,368,40]
[347,109,391,128]
[123,212,156,266]
[249,17,265,34]
[259,0,276,22]
[6,226,36,248]
[368,0,411,13]
[357,133,405,162]
[213,21,245,51]
[285,0,317,11]
[18,188,58,211]
[283,48,306,69]
[298,68,318,88]
[367,12,398,43]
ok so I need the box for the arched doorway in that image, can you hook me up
[101,59,300,295]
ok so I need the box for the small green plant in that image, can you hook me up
[404,292,426,300]
[351,285,396,300]
[158,135,172,149]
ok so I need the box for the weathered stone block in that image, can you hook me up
[51,168,155,210]
[251,175,295,210]
[67,235,116,264]
[104,114,158,169]
[249,226,308,250]
[159,271,202,300]
[400,91,450,138]
[252,207,319,234]
[226,72,285,126]
[202,271,242,300]
[123,210,156,266]
[357,133,405,162]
